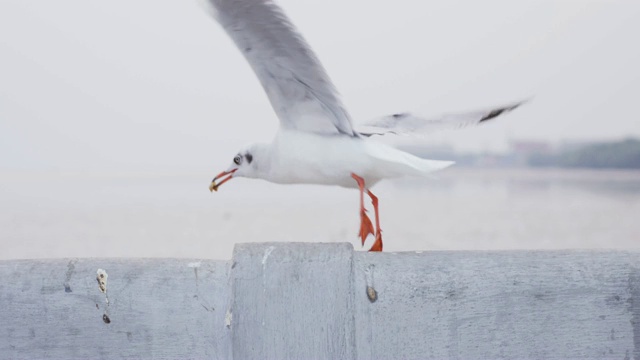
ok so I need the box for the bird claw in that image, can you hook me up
[358,211,375,245]
[368,231,383,252]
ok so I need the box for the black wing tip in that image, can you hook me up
[479,99,530,123]
[479,108,506,122]
[392,112,409,119]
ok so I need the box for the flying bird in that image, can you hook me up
[203,0,525,252]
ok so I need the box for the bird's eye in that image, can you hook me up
[233,155,242,165]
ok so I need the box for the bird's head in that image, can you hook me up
[209,143,268,192]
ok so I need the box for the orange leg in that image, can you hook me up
[351,173,375,246]
[367,190,383,252]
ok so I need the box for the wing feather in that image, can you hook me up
[357,100,528,137]
[203,0,357,136]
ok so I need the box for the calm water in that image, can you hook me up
[1,168,639,260]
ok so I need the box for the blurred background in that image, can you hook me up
[1,0,639,260]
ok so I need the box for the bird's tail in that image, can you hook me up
[367,141,454,178]
[402,153,455,175]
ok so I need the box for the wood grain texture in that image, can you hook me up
[230,242,356,360]
[354,250,640,360]
[0,258,230,360]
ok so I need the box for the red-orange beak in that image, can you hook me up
[209,169,237,192]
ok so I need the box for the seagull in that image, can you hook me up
[202,0,525,252]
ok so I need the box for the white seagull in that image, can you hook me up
[203,0,525,251]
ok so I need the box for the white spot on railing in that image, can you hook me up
[262,246,275,295]
[262,246,275,265]
[365,265,377,303]
[225,309,233,329]
[96,269,108,293]
[188,262,201,284]
[96,269,110,324]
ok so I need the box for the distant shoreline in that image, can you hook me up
[403,137,640,170]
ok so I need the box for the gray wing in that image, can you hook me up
[357,100,527,137]
[202,0,357,137]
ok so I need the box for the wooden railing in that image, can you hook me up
[1,243,639,359]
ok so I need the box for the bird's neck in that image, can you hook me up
[248,142,276,180]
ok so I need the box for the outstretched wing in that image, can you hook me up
[202,0,357,137]
[357,100,527,137]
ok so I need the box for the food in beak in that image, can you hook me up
[209,181,219,192]
[209,169,236,192]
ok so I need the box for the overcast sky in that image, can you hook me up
[1,0,639,173]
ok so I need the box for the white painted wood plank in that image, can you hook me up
[1,245,638,359]
[0,259,230,360]
[354,250,640,360]
[230,242,355,360]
